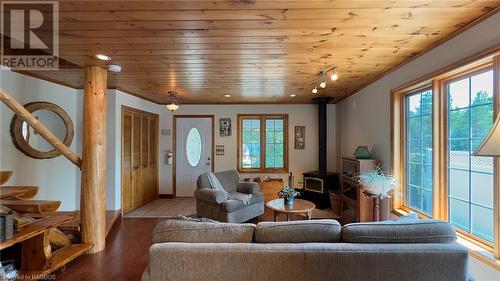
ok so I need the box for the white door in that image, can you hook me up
[176,118,212,197]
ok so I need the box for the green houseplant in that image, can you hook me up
[278,186,300,206]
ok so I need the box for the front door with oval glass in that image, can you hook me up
[176,118,213,197]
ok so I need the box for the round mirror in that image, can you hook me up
[10,102,74,159]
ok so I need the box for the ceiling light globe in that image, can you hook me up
[331,73,338,81]
[166,103,179,112]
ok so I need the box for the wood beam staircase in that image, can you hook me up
[0,171,91,278]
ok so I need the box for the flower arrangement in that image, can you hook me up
[278,186,300,200]
[355,165,396,198]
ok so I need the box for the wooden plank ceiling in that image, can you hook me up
[9,0,500,104]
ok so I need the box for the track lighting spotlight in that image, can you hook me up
[330,68,338,81]
[319,80,326,88]
[312,86,318,94]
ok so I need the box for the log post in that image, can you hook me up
[80,66,107,254]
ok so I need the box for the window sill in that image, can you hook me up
[456,236,500,271]
[392,208,500,271]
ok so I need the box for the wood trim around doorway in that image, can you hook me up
[172,115,215,198]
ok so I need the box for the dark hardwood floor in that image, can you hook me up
[54,207,332,280]
[55,218,161,281]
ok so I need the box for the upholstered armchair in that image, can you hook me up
[195,170,264,223]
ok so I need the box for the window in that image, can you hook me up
[447,69,494,243]
[186,128,202,167]
[238,114,288,173]
[405,89,433,215]
[392,52,499,259]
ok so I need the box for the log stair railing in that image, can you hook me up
[0,171,91,278]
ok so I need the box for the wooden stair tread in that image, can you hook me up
[20,243,92,277]
[0,215,75,250]
[0,186,39,199]
[0,171,13,185]
[1,199,61,214]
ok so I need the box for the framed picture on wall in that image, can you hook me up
[216,145,225,155]
[219,118,232,137]
[294,126,305,149]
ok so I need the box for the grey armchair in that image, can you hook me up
[195,170,264,223]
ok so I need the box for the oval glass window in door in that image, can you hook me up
[186,128,202,167]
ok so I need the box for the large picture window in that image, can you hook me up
[405,89,433,215]
[446,69,494,243]
[237,114,288,173]
[391,52,499,262]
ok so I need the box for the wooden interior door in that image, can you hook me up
[121,107,159,214]
[140,114,150,207]
[149,116,159,202]
[121,111,133,213]
[132,113,142,210]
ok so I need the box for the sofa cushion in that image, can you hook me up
[255,219,342,243]
[222,192,264,212]
[341,219,457,243]
[152,219,255,244]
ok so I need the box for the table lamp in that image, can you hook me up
[474,113,500,156]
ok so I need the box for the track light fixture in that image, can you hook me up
[310,66,338,94]
[330,68,338,81]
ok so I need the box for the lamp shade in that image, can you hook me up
[474,114,500,156]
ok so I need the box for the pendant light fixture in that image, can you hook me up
[166,91,180,112]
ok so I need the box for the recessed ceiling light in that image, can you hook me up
[95,54,111,61]
[224,94,231,98]
[290,94,296,97]
[108,64,122,73]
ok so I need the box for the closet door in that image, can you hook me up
[121,111,133,214]
[121,107,159,214]
[140,114,150,207]
[132,113,142,210]
[149,116,159,202]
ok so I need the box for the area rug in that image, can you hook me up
[124,198,340,220]
[124,198,196,218]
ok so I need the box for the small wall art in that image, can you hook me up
[219,118,232,137]
[294,126,305,149]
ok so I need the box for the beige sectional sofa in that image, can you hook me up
[142,218,472,281]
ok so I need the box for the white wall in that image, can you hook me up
[159,104,337,195]
[0,68,81,211]
[0,70,338,212]
[336,13,500,280]
[336,13,500,169]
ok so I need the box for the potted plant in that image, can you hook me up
[278,186,300,206]
[355,165,396,198]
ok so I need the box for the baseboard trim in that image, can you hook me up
[159,194,174,199]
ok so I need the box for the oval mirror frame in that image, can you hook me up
[10,102,75,159]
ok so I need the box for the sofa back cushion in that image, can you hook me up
[255,219,341,243]
[341,219,457,243]
[197,170,240,193]
[153,219,255,244]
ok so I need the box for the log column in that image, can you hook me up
[80,66,107,254]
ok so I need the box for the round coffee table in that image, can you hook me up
[266,198,316,221]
